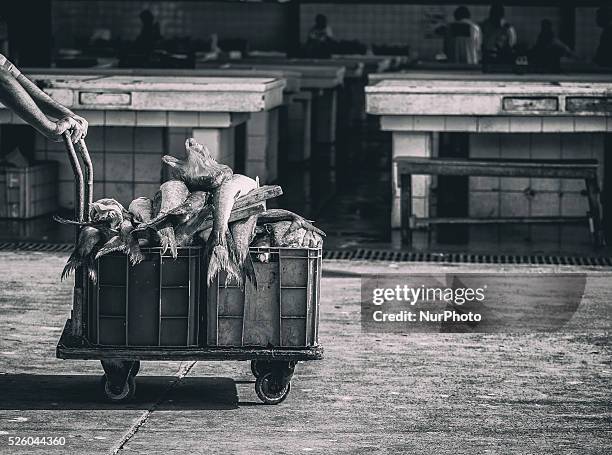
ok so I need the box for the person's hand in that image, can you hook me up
[71,114,88,141]
[47,115,87,143]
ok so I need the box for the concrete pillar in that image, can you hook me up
[244,108,280,183]
[287,92,312,162]
[311,88,338,145]
[391,132,433,229]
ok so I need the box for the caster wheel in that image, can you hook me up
[255,372,291,405]
[250,360,272,378]
[100,375,136,403]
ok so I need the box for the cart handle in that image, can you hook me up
[62,133,94,223]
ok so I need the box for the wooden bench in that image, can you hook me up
[396,157,604,247]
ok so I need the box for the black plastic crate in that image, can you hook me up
[87,247,202,347]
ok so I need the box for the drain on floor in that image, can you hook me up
[1,242,610,267]
[0,242,73,253]
[323,249,612,266]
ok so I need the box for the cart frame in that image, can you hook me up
[56,135,323,404]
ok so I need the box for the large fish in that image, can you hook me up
[89,198,128,230]
[157,180,190,258]
[53,198,128,230]
[134,191,209,235]
[207,174,258,286]
[162,138,233,191]
[61,226,104,283]
[129,197,153,225]
[263,220,323,248]
[257,209,326,238]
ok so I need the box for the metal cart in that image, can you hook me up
[56,136,323,405]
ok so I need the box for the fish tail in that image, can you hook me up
[243,254,257,288]
[207,243,231,286]
[127,238,145,266]
[159,227,176,257]
[85,255,98,283]
[61,251,80,281]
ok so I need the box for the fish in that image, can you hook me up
[89,198,128,230]
[162,138,233,191]
[53,198,128,230]
[95,218,144,265]
[256,209,326,238]
[263,220,323,248]
[128,197,153,225]
[207,174,258,286]
[133,191,209,235]
[229,215,258,287]
[157,180,190,258]
[61,226,103,283]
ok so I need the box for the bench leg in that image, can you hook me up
[400,174,412,246]
[585,177,605,247]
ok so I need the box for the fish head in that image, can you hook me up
[90,198,124,229]
[162,155,186,179]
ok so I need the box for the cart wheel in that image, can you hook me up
[100,375,136,403]
[255,372,291,405]
[250,360,272,378]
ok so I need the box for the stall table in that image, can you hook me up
[9,72,284,208]
[366,75,612,240]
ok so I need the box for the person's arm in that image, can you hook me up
[16,73,87,140]
[0,68,77,141]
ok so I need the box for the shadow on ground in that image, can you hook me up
[0,374,239,410]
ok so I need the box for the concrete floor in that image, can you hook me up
[0,251,611,454]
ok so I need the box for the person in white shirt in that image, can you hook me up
[444,6,482,64]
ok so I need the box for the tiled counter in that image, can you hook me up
[366,75,612,235]
[9,72,284,208]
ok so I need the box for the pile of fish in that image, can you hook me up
[57,138,325,287]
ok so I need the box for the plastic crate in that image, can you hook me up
[0,161,58,218]
[207,247,322,348]
[87,247,202,347]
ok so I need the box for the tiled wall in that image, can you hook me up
[467,133,604,219]
[301,4,562,60]
[52,1,291,51]
[34,126,166,209]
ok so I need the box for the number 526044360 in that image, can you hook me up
[8,436,66,446]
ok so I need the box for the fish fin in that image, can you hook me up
[244,254,258,289]
[95,236,123,259]
[159,227,175,256]
[61,251,80,281]
[85,255,98,283]
[207,244,231,286]
[127,237,145,265]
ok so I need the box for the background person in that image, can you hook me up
[480,4,517,64]
[306,14,335,58]
[444,6,482,64]
[529,19,576,72]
